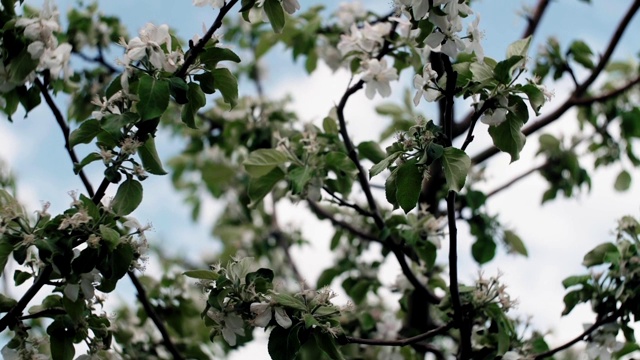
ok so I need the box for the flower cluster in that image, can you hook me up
[187,257,344,347]
[15,0,72,81]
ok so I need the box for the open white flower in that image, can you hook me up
[282,0,300,14]
[465,16,484,62]
[361,59,399,99]
[413,63,440,105]
[250,301,292,328]
[221,313,245,346]
[480,96,509,126]
[123,23,172,71]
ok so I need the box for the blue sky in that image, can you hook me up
[1,0,640,358]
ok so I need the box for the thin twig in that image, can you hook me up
[453,0,552,138]
[128,270,184,360]
[73,49,118,74]
[472,0,640,165]
[307,201,381,243]
[533,310,623,359]
[175,0,239,79]
[341,322,453,346]
[0,266,53,332]
[485,163,546,198]
[441,57,471,359]
[35,78,95,198]
[322,186,373,217]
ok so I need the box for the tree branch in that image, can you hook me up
[485,163,546,198]
[341,322,453,346]
[175,0,239,79]
[35,78,95,198]
[307,200,381,243]
[441,57,471,359]
[0,266,52,332]
[533,310,623,359]
[472,0,640,165]
[128,270,184,360]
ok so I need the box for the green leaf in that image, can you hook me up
[183,270,219,280]
[562,275,591,289]
[493,55,524,84]
[313,331,345,360]
[325,152,357,175]
[138,135,167,175]
[323,116,339,134]
[470,61,495,83]
[244,149,288,177]
[181,82,206,128]
[0,239,14,277]
[48,319,76,360]
[289,166,313,195]
[200,47,241,70]
[614,170,631,192]
[357,141,386,164]
[8,50,38,83]
[385,168,399,208]
[347,279,371,304]
[488,115,526,163]
[268,325,301,360]
[70,119,102,148]
[504,230,527,256]
[108,243,135,280]
[395,160,422,213]
[211,68,239,109]
[99,225,121,251]
[194,71,216,94]
[272,293,308,312]
[520,84,545,115]
[369,151,402,179]
[248,167,285,207]
[13,270,32,286]
[317,268,341,288]
[101,112,138,139]
[264,0,286,33]
[111,178,143,216]
[507,36,532,58]
[582,242,619,267]
[472,239,496,264]
[137,75,170,120]
[0,293,17,312]
[569,40,594,69]
[442,147,471,193]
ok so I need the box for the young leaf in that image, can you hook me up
[442,147,471,193]
[369,151,402,179]
[614,170,631,192]
[488,116,526,163]
[264,0,285,33]
[73,152,102,175]
[504,230,527,256]
[395,160,422,213]
[313,331,345,360]
[582,242,619,267]
[244,149,288,177]
[138,135,168,175]
[211,68,239,108]
[111,178,143,216]
[183,270,220,280]
[248,167,285,207]
[507,35,532,58]
[181,82,206,128]
[357,141,386,164]
[70,119,102,148]
[137,75,170,120]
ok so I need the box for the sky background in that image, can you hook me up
[1,0,640,358]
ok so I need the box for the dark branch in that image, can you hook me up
[341,322,453,346]
[441,57,471,358]
[175,0,239,79]
[0,266,53,332]
[533,310,623,359]
[485,163,546,198]
[472,0,640,165]
[128,270,184,359]
[35,78,95,198]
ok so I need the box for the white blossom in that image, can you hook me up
[122,23,173,71]
[250,301,292,328]
[220,313,245,346]
[193,0,224,8]
[465,16,484,62]
[282,0,300,14]
[480,96,510,126]
[361,58,398,99]
[413,63,440,105]
[335,2,366,28]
